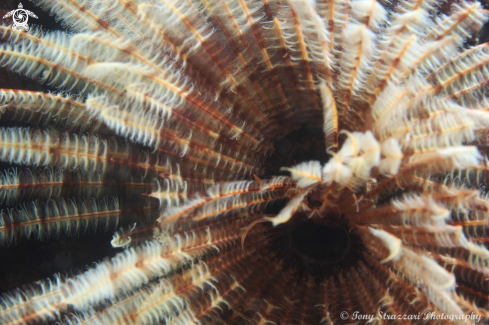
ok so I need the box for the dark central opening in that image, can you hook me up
[289,219,350,263]
[264,127,328,177]
[263,127,366,279]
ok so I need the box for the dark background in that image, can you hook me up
[0,1,121,292]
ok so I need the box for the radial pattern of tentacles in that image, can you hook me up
[1,0,489,324]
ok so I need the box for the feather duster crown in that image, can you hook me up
[1,0,489,324]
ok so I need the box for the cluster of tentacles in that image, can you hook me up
[1,0,489,324]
